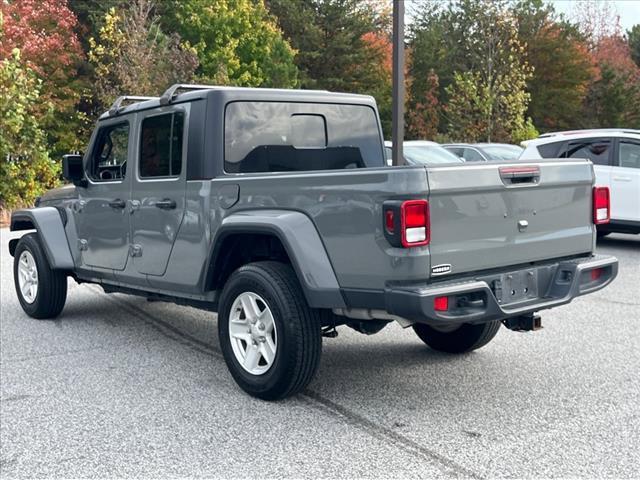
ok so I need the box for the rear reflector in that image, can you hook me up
[434,296,449,311]
[590,268,603,281]
[593,186,610,225]
[385,210,395,233]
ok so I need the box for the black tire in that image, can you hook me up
[413,321,500,354]
[13,233,67,319]
[597,230,610,238]
[218,261,322,400]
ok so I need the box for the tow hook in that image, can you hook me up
[502,314,542,332]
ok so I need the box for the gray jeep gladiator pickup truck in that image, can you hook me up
[10,84,618,400]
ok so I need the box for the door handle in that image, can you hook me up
[154,198,176,210]
[108,198,126,209]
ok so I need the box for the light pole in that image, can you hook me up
[391,0,405,166]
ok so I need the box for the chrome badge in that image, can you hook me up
[431,264,452,276]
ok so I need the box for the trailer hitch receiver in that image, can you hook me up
[502,314,542,332]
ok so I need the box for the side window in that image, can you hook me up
[618,141,640,169]
[462,148,484,162]
[139,112,185,178]
[89,123,129,182]
[562,139,611,165]
[537,141,565,158]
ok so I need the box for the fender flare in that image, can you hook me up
[210,209,346,309]
[9,207,74,270]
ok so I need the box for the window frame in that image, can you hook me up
[137,109,187,182]
[87,120,131,184]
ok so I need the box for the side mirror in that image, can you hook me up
[62,154,87,187]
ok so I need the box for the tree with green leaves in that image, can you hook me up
[267,0,392,134]
[440,0,535,142]
[88,0,198,110]
[0,49,59,210]
[514,0,596,132]
[160,0,297,88]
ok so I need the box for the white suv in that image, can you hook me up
[521,129,640,235]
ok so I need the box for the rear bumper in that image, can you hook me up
[385,255,618,326]
[598,220,640,235]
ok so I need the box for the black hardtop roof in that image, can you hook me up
[98,84,377,120]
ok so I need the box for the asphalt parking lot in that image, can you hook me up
[1,228,638,478]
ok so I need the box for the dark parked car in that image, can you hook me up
[443,143,524,162]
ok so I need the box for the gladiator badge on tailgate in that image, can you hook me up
[432,264,452,276]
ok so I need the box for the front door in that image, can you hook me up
[612,139,640,222]
[75,119,132,271]
[130,107,188,276]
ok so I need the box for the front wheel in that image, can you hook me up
[13,233,67,319]
[218,261,322,400]
[413,321,500,353]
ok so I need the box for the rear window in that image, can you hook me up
[481,145,523,160]
[224,102,383,173]
[404,145,464,165]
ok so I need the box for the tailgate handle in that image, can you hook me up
[499,166,540,185]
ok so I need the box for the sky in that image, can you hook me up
[549,0,640,31]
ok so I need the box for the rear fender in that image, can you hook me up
[9,207,74,270]
[209,209,346,309]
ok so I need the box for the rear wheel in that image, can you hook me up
[218,261,322,400]
[413,321,500,353]
[13,233,67,319]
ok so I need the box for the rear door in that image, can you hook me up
[612,138,640,221]
[130,106,188,276]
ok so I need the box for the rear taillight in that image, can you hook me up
[401,200,429,247]
[593,186,610,225]
[383,199,430,248]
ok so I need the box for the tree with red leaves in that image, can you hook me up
[361,31,393,136]
[1,0,86,157]
[406,68,440,140]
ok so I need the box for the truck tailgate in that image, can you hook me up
[426,160,594,275]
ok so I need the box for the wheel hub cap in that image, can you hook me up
[17,251,38,304]
[228,292,277,375]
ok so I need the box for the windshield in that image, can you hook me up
[480,145,523,160]
[404,145,464,165]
